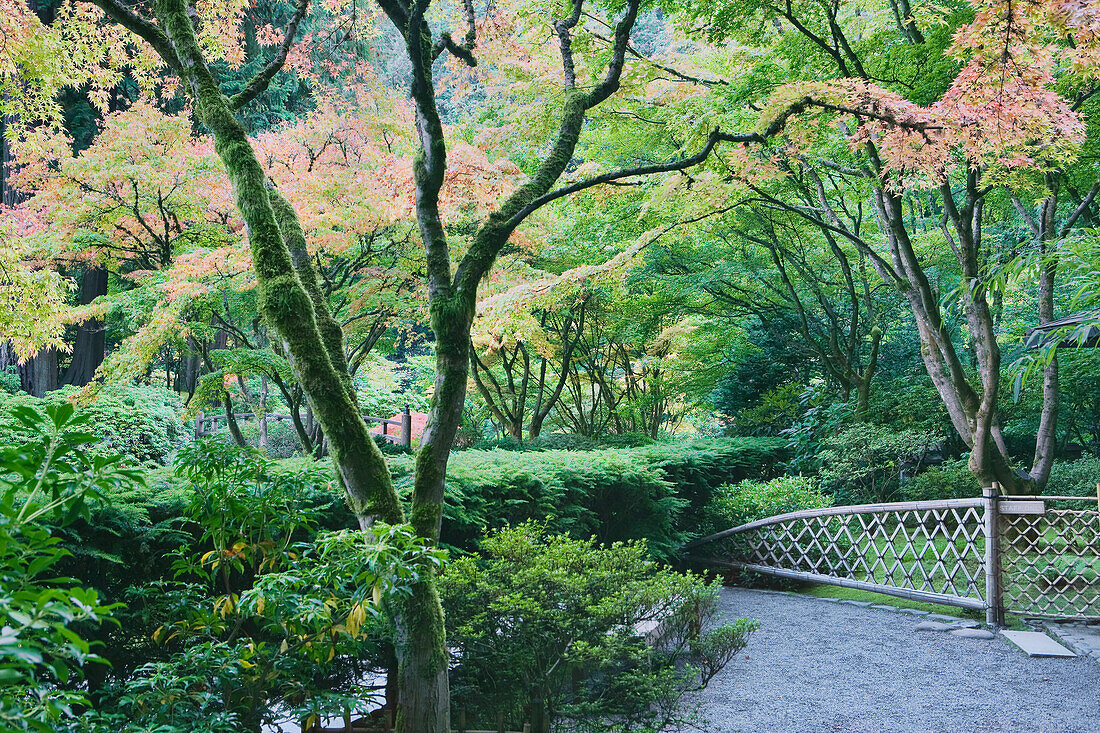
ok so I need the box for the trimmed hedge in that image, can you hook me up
[54,436,788,568]
[702,476,831,535]
[1046,456,1100,497]
[389,437,788,559]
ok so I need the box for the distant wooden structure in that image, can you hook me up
[1024,311,1100,349]
[195,405,415,450]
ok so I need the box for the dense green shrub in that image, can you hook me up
[1046,456,1100,497]
[902,459,981,501]
[0,367,20,394]
[389,438,787,558]
[633,437,788,518]
[390,447,686,558]
[730,382,802,436]
[0,385,187,465]
[72,440,432,733]
[0,404,143,732]
[817,425,942,503]
[440,524,757,733]
[471,432,656,451]
[236,417,307,459]
[703,476,831,534]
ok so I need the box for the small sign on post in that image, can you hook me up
[1000,500,1046,515]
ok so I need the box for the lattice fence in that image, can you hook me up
[687,489,1100,623]
[1000,501,1100,620]
[690,499,989,610]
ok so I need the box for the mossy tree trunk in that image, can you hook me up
[86,0,421,716]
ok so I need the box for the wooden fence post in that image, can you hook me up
[401,404,412,450]
[195,411,204,439]
[496,711,505,733]
[983,482,1005,628]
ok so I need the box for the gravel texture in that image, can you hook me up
[691,588,1100,733]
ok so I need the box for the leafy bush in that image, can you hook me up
[440,524,757,733]
[902,459,981,501]
[0,367,20,395]
[1046,456,1100,497]
[703,476,831,534]
[633,438,788,518]
[471,431,656,451]
[237,417,307,459]
[0,403,143,732]
[817,425,942,503]
[0,385,187,465]
[779,384,855,474]
[391,447,686,558]
[731,382,802,437]
[79,439,441,733]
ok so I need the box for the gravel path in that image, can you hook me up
[692,588,1100,733]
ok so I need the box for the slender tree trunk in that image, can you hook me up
[258,375,268,450]
[1028,184,1062,485]
[223,392,248,448]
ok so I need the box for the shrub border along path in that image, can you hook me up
[692,586,1100,733]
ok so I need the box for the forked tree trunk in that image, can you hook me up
[133,1,425,725]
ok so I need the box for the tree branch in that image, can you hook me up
[229,0,310,111]
[86,0,182,70]
[431,0,477,66]
[506,128,730,228]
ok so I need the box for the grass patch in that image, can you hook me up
[798,583,983,618]
[797,583,1031,628]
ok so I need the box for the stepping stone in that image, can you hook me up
[1001,630,1077,657]
[837,600,874,607]
[898,608,930,616]
[952,619,980,629]
[870,604,898,612]
[926,613,964,623]
[915,621,955,631]
[950,628,995,639]
[1044,624,1100,659]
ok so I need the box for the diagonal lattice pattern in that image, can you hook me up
[718,503,988,603]
[1001,509,1100,619]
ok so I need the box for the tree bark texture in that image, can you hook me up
[61,267,108,387]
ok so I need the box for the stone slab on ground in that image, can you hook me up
[951,628,996,639]
[1001,630,1077,657]
[915,620,956,631]
[897,608,929,616]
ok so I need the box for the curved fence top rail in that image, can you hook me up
[683,496,985,551]
[1001,494,1099,503]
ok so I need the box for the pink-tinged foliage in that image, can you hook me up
[757,0,1092,188]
